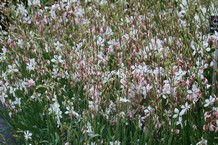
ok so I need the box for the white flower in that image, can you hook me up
[110,141,121,145]
[119,97,130,103]
[51,55,63,63]
[65,106,80,118]
[144,106,153,117]
[14,97,21,106]
[194,14,200,21]
[200,7,206,14]
[204,96,215,107]
[97,0,107,5]
[54,41,63,51]
[206,47,211,52]
[108,39,117,50]
[28,0,41,6]
[16,4,31,24]
[178,10,186,18]
[173,108,179,118]
[0,47,7,61]
[16,4,28,16]
[176,116,183,126]
[173,108,184,126]
[48,95,63,127]
[196,137,207,145]
[187,84,200,103]
[17,39,23,47]
[175,68,186,81]
[96,36,105,47]
[26,58,36,71]
[52,68,59,78]
[179,102,190,116]
[131,64,148,75]
[139,65,148,73]
[162,80,171,95]
[50,102,61,115]
[86,122,94,137]
[88,101,98,111]
[123,34,129,40]
[0,92,8,104]
[24,130,32,141]
[130,27,138,38]
[8,64,19,73]
[105,26,113,36]
[50,9,56,19]
[74,6,85,17]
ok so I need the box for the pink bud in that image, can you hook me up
[186,79,191,87]
[100,27,104,33]
[119,112,125,118]
[203,125,208,131]
[197,92,203,98]
[209,125,215,132]
[204,112,211,119]
[175,129,180,134]
[214,111,218,118]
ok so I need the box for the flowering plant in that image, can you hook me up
[0,0,218,144]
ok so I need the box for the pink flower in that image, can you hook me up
[214,111,218,118]
[119,112,125,118]
[27,79,36,88]
[204,112,211,121]
[7,39,15,49]
[209,124,216,132]
[203,125,208,131]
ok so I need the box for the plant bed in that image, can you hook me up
[0,0,218,144]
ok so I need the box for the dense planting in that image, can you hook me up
[0,0,218,144]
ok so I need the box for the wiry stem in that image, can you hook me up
[212,45,218,95]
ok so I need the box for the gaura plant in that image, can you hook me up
[0,0,218,144]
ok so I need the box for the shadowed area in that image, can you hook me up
[0,104,17,145]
